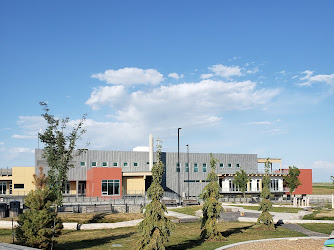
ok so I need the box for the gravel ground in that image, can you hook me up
[227,238,326,250]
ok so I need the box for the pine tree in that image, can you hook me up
[15,167,63,249]
[137,140,174,250]
[233,169,249,201]
[200,153,224,241]
[257,158,274,230]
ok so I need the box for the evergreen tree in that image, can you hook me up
[200,153,224,241]
[257,158,274,230]
[138,140,174,250]
[233,169,249,200]
[38,102,86,207]
[15,167,63,249]
[284,165,301,195]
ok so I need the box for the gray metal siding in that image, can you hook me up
[35,149,257,196]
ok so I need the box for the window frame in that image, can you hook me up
[194,163,198,172]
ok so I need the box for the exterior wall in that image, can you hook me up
[289,169,312,195]
[86,167,122,198]
[12,167,35,195]
[122,176,145,195]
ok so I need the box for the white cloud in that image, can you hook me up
[0,142,4,145]
[91,67,164,85]
[299,70,334,87]
[168,73,184,79]
[311,160,334,170]
[11,116,45,140]
[263,128,288,136]
[208,64,242,78]
[246,67,259,74]
[86,79,280,133]
[200,73,213,79]
[245,121,272,125]
[8,147,34,154]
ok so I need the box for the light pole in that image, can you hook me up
[178,128,182,205]
[186,144,189,199]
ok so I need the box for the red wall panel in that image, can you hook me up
[284,169,312,195]
[86,167,122,198]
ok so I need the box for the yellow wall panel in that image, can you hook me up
[12,167,35,195]
[70,181,77,195]
[123,176,145,195]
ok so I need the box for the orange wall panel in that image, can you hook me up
[86,167,122,198]
[284,169,312,195]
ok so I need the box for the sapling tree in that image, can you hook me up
[138,139,174,250]
[257,158,274,230]
[15,167,63,249]
[200,153,224,241]
[233,169,249,201]
[284,165,301,195]
[38,102,86,207]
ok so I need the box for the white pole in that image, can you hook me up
[332,194,334,209]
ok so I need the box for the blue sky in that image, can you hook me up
[1,1,333,182]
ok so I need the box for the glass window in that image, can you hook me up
[92,161,97,167]
[194,163,198,172]
[0,182,7,194]
[236,163,240,168]
[203,163,207,172]
[185,163,189,172]
[101,180,120,196]
[123,162,128,167]
[228,163,232,168]
[147,162,149,165]
[14,184,24,189]
[113,162,118,167]
[80,161,86,167]
[134,162,138,167]
[102,162,108,167]
[176,163,180,172]
[220,163,224,168]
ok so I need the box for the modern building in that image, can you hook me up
[0,136,313,199]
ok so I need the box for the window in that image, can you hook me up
[185,163,189,172]
[0,182,7,194]
[228,163,232,168]
[176,163,180,172]
[101,180,120,196]
[236,163,240,168]
[220,163,224,168]
[123,162,128,167]
[270,179,279,191]
[102,162,108,167]
[229,180,239,191]
[80,161,86,167]
[203,163,207,172]
[14,184,24,189]
[147,162,149,165]
[256,179,260,191]
[113,162,118,167]
[134,162,138,167]
[91,161,97,167]
[194,163,198,172]
[62,182,70,194]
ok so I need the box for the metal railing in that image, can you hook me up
[0,169,12,176]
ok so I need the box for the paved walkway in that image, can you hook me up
[281,224,329,237]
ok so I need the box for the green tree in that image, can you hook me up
[233,169,249,201]
[15,167,63,249]
[200,153,224,241]
[138,140,174,250]
[257,158,274,230]
[284,165,301,195]
[38,102,86,207]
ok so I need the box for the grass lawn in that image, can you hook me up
[303,208,334,220]
[229,205,302,213]
[169,205,202,216]
[299,223,334,235]
[0,222,305,249]
[312,184,334,195]
[0,212,144,224]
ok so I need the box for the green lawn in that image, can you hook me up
[299,223,334,235]
[312,183,334,194]
[0,222,305,250]
[230,205,302,213]
[169,205,202,216]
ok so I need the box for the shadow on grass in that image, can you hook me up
[87,213,107,223]
[54,232,135,250]
[166,237,205,250]
[221,225,253,238]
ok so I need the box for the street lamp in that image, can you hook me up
[178,128,182,205]
[186,144,189,199]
